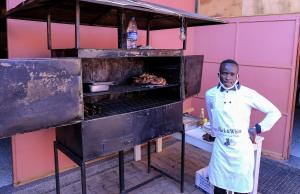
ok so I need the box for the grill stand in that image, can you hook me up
[54,141,87,194]
[53,130,185,194]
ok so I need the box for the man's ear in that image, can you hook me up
[237,74,239,79]
[217,73,220,77]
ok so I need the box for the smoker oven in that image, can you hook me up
[2,0,223,193]
[52,50,203,194]
[54,51,203,161]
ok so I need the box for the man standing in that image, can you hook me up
[205,59,281,194]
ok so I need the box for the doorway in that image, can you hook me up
[289,51,300,166]
[0,137,13,188]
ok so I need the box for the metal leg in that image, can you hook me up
[80,162,87,194]
[54,141,61,194]
[180,130,185,193]
[147,141,151,173]
[119,151,125,194]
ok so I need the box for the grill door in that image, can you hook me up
[183,55,203,99]
[0,58,83,138]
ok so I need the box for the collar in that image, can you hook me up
[217,81,241,92]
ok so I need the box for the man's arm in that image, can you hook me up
[249,90,281,135]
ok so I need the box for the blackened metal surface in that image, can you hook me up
[52,49,183,58]
[82,101,182,161]
[83,84,179,97]
[0,18,7,58]
[144,57,181,85]
[0,59,83,138]
[56,123,83,159]
[183,55,203,99]
[84,96,177,119]
[6,0,224,30]
[56,101,182,161]
[0,0,7,58]
[81,58,144,84]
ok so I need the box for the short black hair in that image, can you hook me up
[219,59,239,72]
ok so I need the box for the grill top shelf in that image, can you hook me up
[52,48,183,58]
[6,0,224,30]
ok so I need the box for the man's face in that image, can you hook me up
[219,63,238,88]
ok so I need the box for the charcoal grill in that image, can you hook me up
[53,52,202,194]
[1,0,224,193]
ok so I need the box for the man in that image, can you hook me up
[205,59,281,194]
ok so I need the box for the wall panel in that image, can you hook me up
[193,14,300,159]
[193,23,237,63]
[236,21,296,68]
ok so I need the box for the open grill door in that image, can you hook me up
[0,58,83,138]
[183,55,203,99]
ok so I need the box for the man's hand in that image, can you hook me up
[248,128,257,144]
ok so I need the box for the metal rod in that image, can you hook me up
[125,174,162,193]
[117,9,125,49]
[194,0,199,13]
[55,141,86,193]
[150,165,180,183]
[47,10,52,50]
[75,0,80,49]
[54,142,61,194]
[55,141,82,166]
[146,19,150,46]
[80,162,87,194]
[183,22,187,50]
[180,130,185,193]
[119,151,125,194]
[147,141,151,173]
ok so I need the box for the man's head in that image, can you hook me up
[218,59,239,88]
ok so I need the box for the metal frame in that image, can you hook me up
[46,0,81,50]
[54,141,86,194]
[54,130,185,194]
[45,0,187,51]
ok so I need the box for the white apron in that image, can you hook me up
[208,89,254,193]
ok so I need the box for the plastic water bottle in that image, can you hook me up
[127,17,138,49]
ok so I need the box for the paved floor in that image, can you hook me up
[0,138,210,194]
[2,137,300,194]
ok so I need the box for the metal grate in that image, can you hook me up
[83,84,179,97]
[84,96,177,120]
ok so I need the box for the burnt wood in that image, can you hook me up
[0,59,83,138]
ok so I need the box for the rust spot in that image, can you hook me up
[23,71,73,103]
